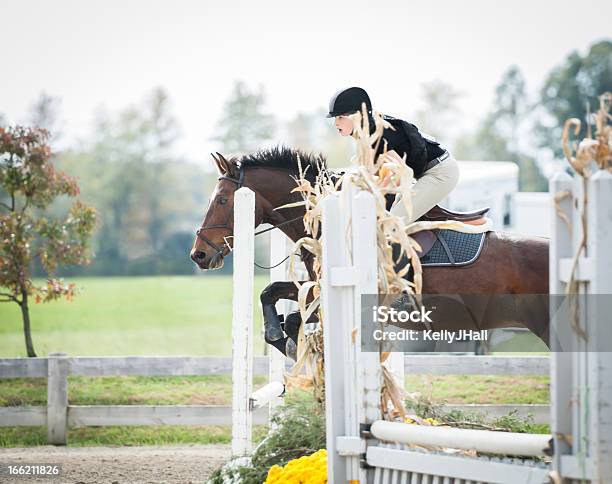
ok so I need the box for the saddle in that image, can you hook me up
[420,205,489,223]
[412,205,490,260]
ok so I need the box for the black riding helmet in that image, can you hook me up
[326,87,372,118]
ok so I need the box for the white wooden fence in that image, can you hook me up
[0,352,550,445]
[0,354,277,445]
[317,172,612,483]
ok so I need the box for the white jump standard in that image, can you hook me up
[231,187,287,457]
[318,172,612,483]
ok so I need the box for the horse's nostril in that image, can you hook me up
[192,250,205,262]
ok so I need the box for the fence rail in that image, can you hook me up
[0,355,273,379]
[0,354,550,444]
[0,354,549,379]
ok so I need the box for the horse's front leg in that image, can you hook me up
[260,281,304,343]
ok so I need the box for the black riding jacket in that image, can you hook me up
[372,115,446,179]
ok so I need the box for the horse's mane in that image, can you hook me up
[239,146,328,182]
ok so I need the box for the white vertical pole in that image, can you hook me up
[268,229,290,417]
[321,192,352,483]
[571,175,588,462]
[351,190,383,425]
[386,353,405,394]
[321,184,382,483]
[549,172,573,477]
[352,190,383,484]
[232,187,255,457]
[586,170,612,482]
[339,183,360,481]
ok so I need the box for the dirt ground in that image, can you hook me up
[0,444,231,484]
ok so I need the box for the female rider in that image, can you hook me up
[327,86,459,222]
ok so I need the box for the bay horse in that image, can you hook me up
[191,147,550,357]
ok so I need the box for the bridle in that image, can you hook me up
[195,165,304,269]
[195,168,245,257]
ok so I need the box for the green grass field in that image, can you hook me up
[0,275,269,357]
[0,375,548,408]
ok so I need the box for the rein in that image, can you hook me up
[195,165,304,270]
[254,216,304,236]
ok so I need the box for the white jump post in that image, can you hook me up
[232,187,255,457]
[320,185,382,483]
[584,171,612,482]
[231,188,289,458]
[550,169,612,482]
[268,229,291,417]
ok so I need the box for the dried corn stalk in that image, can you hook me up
[559,92,612,339]
[562,92,612,175]
[284,104,490,419]
[274,156,337,393]
[345,106,492,419]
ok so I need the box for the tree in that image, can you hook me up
[538,40,612,157]
[53,88,207,276]
[286,112,318,151]
[454,115,512,162]
[491,66,527,154]
[0,127,96,356]
[213,81,276,153]
[78,88,179,268]
[455,66,547,191]
[28,93,63,143]
[414,80,464,145]
[284,108,352,168]
[138,88,181,252]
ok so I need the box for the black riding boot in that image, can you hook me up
[263,303,285,342]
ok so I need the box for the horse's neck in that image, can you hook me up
[275,205,307,243]
[246,168,303,243]
[253,167,325,281]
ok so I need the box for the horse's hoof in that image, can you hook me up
[285,338,297,361]
[264,322,285,342]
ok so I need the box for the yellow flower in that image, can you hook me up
[264,449,328,484]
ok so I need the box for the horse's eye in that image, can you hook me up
[218,198,228,205]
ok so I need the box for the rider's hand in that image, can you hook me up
[382,150,403,165]
[379,150,403,187]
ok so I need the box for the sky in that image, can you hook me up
[1,0,611,163]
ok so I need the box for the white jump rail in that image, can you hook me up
[370,420,550,457]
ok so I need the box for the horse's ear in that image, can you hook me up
[216,152,237,177]
[211,153,225,175]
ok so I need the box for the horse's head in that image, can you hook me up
[191,146,321,271]
[190,152,261,270]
